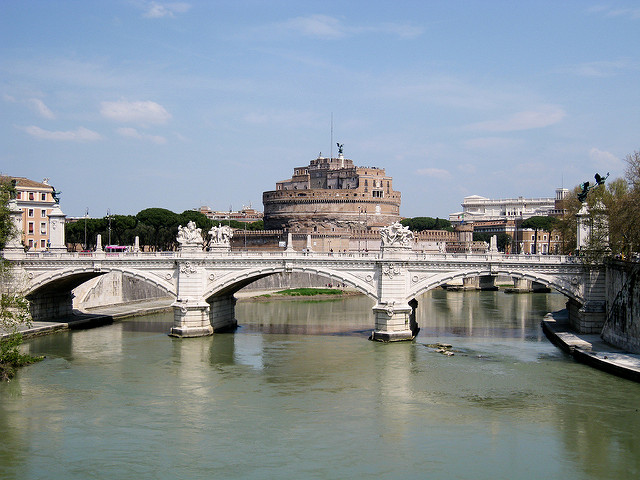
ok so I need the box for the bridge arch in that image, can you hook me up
[23,265,178,321]
[201,265,378,302]
[25,265,177,299]
[407,267,581,304]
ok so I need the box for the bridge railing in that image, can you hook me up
[10,249,581,264]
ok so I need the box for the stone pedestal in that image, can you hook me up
[170,300,213,337]
[3,199,24,255]
[48,203,67,253]
[372,302,415,342]
[285,232,295,252]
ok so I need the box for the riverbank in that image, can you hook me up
[542,311,640,382]
[235,288,363,302]
[0,298,174,341]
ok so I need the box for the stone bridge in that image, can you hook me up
[3,245,605,341]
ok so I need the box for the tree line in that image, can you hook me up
[65,208,264,251]
[400,217,453,232]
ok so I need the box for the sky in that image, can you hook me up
[1,1,639,219]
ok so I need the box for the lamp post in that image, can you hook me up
[84,207,88,250]
[107,208,112,246]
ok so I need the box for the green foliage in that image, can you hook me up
[227,220,264,230]
[179,210,213,231]
[401,217,452,232]
[521,215,559,254]
[274,288,343,296]
[0,333,42,382]
[1,183,42,380]
[65,207,265,252]
[521,215,558,232]
[0,179,16,250]
[472,232,512,251]
[135,208,180,251]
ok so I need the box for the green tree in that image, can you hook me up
[109,215,137,246]
[521,216,558,254]
[473,232,512,252]
[401,217,452,232]
[179,210,213,232]
[0,178,42,380]
[136,208,179,251]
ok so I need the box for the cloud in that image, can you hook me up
[563,59,637,77]
[416,167,451,179]
[277,14,423,40]
[282,14,345,39]
[587,5,640,19]
[22,126,102,141]
[589,147,623,170]
[100,100,171,125]
[463,137,521,149]
[28,98,56,119]
[143,2,191,18]
[465,105,566,132]
[116,127,167,144]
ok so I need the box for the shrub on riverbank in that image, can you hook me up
[274,288,344,296]
[0,333,42,381]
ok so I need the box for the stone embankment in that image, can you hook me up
[0,298,174,341]
[542,311,640,382]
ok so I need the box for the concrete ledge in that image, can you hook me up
[169,326,213,338]
[542,313,640,383]
[370,329,416,342]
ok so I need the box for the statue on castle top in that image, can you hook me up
[380,221,414,247]
[337,143,344,155]
[177,221,204,247]
[208,223,233,247]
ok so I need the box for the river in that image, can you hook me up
[1,289,639,479]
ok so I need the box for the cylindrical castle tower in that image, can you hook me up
[262,153,401,232]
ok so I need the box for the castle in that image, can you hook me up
[262,151,401,234]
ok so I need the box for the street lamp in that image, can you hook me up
[107,208,112,246]
[84,207,88,250]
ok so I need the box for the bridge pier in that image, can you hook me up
[27,290,74,321]
[208,294,238,332]
[372,301,418,342]
[371,253,419,341]
[170,300,213,338]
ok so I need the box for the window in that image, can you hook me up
[40,222,47,234]
[41,209,47,217]
[17,192,21,199]
[29,192,34,200]
[41,193,46,201]
[28,222,34,234]
[28,209,34,217]
[41,239,46,248]
[531,235,535,241]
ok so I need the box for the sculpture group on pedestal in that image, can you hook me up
[176,221,234,250]
[380,221,414,247]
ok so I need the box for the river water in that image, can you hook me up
[2,290,639,479]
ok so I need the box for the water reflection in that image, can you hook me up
[2,290,639,480]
